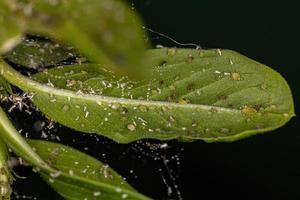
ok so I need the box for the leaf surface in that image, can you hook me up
[4,38,77,69]
[0,49,295,143]
[0,76,12,97]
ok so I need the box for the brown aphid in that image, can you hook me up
[166,48,177,56]
[241,106,257,116]
[231,72,241,81]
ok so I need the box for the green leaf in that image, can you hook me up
[0,49,295,143]
[0,1,23,54]
[4,38,77,69]
[0,107,150,200]
[5,0,148,77]
[28,139,151,200]
[0,76,12,97]
[0,138,12,200]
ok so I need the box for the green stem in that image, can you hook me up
[0,107,52,172]
[0,138,11,200]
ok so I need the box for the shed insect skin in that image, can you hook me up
[44,148,63,166]
[100,164,114,179]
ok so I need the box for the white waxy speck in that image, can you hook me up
[50,171,62,178]
[160,143,168,149]
[196,90,202,96]
[69,170,74,176]
[111,104,120,110]
[93,191,101,196]
[85,111,89,118]
[283,113,289,117]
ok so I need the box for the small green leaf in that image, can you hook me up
[4,38,77,69]
[5,0,148,77]
[0,1,23,54]
[28,139,151,200]
[0,76,12,97]
[0,49,295,143]
[0,107,150,200]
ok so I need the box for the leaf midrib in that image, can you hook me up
[0,59,274,116]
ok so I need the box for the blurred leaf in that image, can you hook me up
[0,107,150,200]
[4,37,77,69]
[0,49,295,143]
[0,0,22,54]
[5,0,148,77]
[0,76,12,97]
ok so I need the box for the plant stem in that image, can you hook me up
[0,138,11,200]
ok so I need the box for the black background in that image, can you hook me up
[11,0,300,200]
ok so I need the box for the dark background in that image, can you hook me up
[11,0,300,200]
